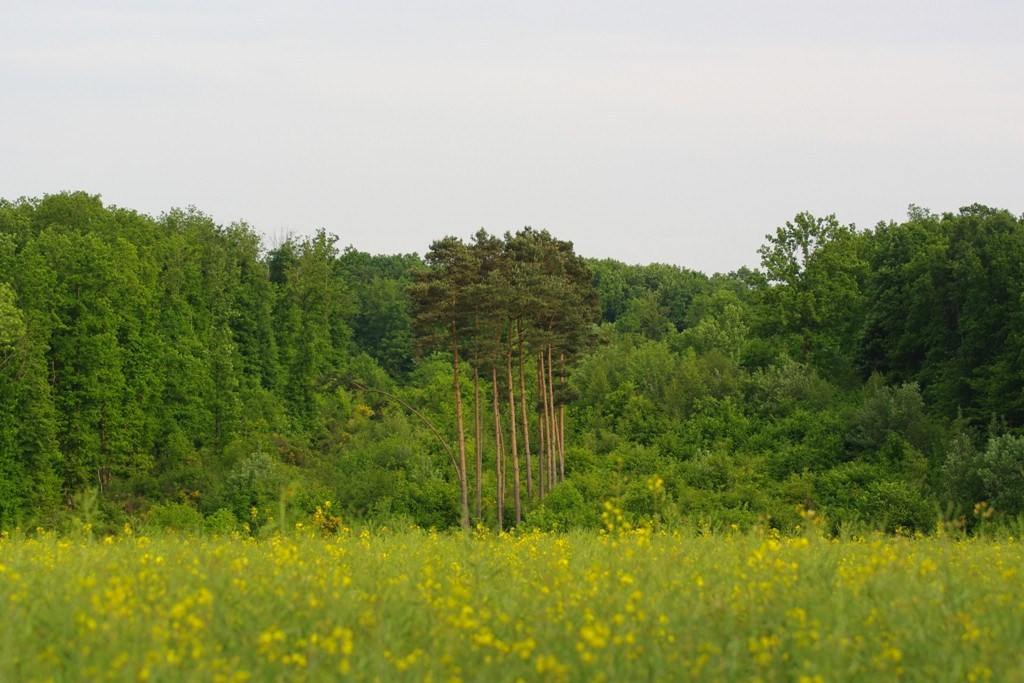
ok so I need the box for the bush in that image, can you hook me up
[942,431,985,508]
[813,461,883,532]
[861,479,936,533]
[620,478,659,519]
[567,469,618,506]
[844,378,942,458]
[203,508,238,535]
[746,355,836,416]
[746,408,845,477]
[224,451,288,522]
[408,478,458,530]
[146,502,204,534]
[524,481,599,531]
[620,474,679,529]
[678,449,733,491]
[978,434,1024,516]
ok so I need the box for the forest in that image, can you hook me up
[1,191,1023,535]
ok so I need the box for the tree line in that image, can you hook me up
[1,192,1022,534]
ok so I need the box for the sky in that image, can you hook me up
[2,1,1022,274]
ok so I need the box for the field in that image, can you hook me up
[1,521,1022,682]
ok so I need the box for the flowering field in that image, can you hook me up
[1,525,1022,682]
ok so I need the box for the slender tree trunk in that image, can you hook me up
[472,310,483,523]
[537,411,546,499]
[474,367,482,521]
[492,366,504,531]
[506,321,522,524]
[517,318,533,499]
[536,352,547,498]
[558,404,567,482]
[558,351,567,482]
[451,321,469,529]
[545,344,558,485]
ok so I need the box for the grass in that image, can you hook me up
[1,520,1022,682]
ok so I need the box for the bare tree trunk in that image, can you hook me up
[452,324,469,529]
[517,319,533,499]
[558,404,566,482]
[474,367,482,521]
[536,352,547,498]
[558,351,567,482]
[492,366,504,531]
[545,344,558,486]
[506,322,522,524]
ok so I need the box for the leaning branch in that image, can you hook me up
[348,380,460,480]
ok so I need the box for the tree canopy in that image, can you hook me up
[1,192,1023,535]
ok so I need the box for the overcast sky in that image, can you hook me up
[2,1,1022,274]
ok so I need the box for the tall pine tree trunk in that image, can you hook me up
[474,367,482,521]
[558,404,566,482]
[545,345,558,485]
[540,352,548,497]
[492,366,504,531]
[517,319,533,499]
[558,351,567,482]
[451,322,469,529]
[506,321,522,524]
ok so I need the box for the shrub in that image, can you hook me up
[203,508,238,535]
[146,502,204,534]
[942,431,985,508]
[978,434,1024,516]
[861,479,936,533]
[679,449,733,491]
[524,481,598,531]
[224,451,288,522]
[408,478,458,530]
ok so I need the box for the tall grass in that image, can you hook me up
[1,524,1021,681]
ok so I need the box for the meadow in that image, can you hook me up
[1,519,1022,682]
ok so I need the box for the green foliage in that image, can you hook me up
[812,461,884,528]
[861,479,936,533]
[616,290,674,340]
[941,431,985,510]
[203,507,239,535]
[0,282,25,347]
[619,475,677,528]
[678,449,734,492]
[564,469,618,509]
[269,230,356,434]
[977,434,1024,516]
[860,205,1024,427]
[756,212,869,385]
[746,356,835,417]
[146,501,205,534]
[409,478,459,529]
[3,192,1024,536]
[523,481,598,530]
[337,248,418,376]
[679,288,750,361]
[748,408,845,478]
[224,452,288,523]
[807,461,937,533]
[844,377,940,458]
[588,258,709,332]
